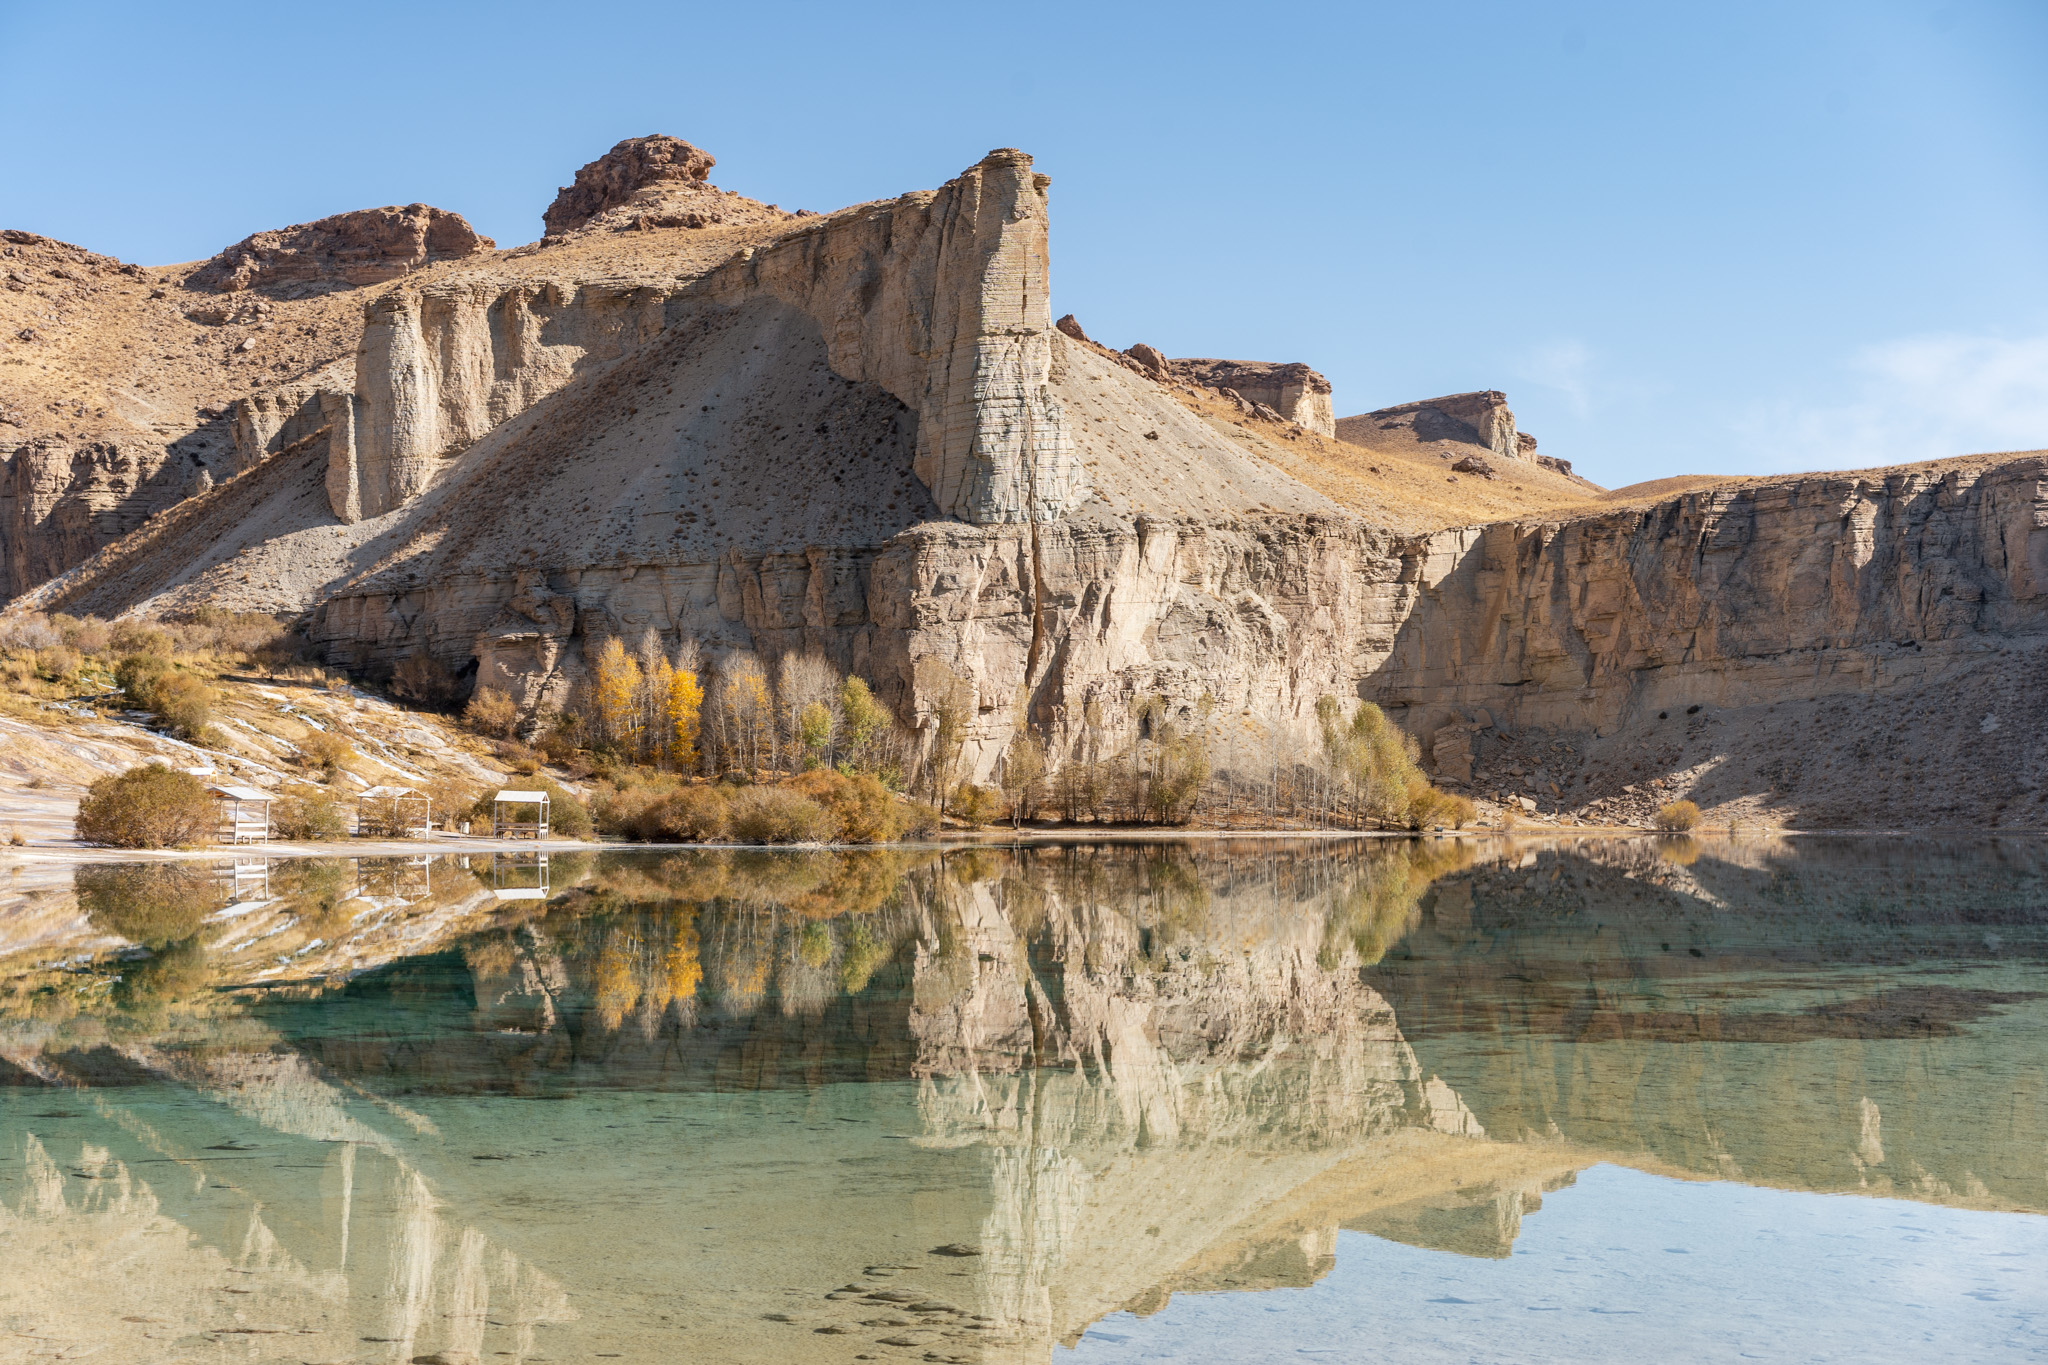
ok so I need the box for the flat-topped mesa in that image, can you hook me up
[187,205,493,294]
[1168,358,1336,436]
[1342,390,1534,464]
[541,134,791,237]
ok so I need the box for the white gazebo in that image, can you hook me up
[491,789,550,840]
[357,785,432,839]
[210,784,273,845]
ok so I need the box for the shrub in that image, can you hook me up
[115,652,171,708]
[273,787,350,840]
[464,686,519,738]
[115,653,215,740]
[152,673,216,741]
[535,780,593,839]
[1655,799,1702,832]
[1406,783,1477,830]
[728,787,830,844]
[950,782,1000,826]
[656,786,731,842]
[108,623,171,659]
[75,764,214,848]
[902,801,942,838]
[35,645,80,681]
[296,729,354,777]
[591,774,680,840]
[789,770,913,843]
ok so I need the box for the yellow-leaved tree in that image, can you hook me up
[646,654,675,766]
[668,661,704,772]
[590,636,642,756]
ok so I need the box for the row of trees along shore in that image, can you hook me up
[464,630,1475,832]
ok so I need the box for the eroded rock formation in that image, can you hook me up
[11,137,2048,826]
[1167,357,1336,436]
[543,134,716,234]
[187,204,493,293]
[1340,389,1532,464]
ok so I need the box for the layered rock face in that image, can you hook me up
[187,204,493,293]
[1374,459,2048,823]
[1167,357,1336,436]
[1340,389,1532,463]
[17,139,2048,825]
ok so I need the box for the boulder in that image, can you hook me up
[1126,342,1170,378]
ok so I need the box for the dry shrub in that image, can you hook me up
[657,787,732,842]
[153,674,216,741]
[789,770,913,843]
[35,646,80,681]
[296,730,354,777]
[273,785,350,840]
[592,775,681,840]
[75,764,213,848]
[109,622,171,659]
[1655,799,1701,832]
[728,787,830,844]
[950,782,1000,826]
[1406,782,1478,830]
[464,686,519,738]
[114,653,216,740]
[422,778,483,830]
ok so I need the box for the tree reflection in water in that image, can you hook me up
[0,835,2042,1363]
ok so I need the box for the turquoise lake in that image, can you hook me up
[0,835,2043,1363]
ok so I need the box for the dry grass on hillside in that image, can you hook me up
[1170,392,1608,534]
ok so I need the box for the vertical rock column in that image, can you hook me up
[352,290,444,520]
[913,149,1084,525]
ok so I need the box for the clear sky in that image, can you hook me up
[3,0,2043,489]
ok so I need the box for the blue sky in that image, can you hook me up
[3,0,2044,489]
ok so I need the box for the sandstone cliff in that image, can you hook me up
[11,140,2048,827]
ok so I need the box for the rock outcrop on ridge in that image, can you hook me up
[542,134,795,238]
[186,204,494,294]
[1167,356,1335,436]
[7,137,2048,828]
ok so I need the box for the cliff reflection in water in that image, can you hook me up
[0,836,2043,1363]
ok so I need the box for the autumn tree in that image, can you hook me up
[1000,732,1046,827]
[839,676,887,774]
[667,657,704,772]
[589,636,642,756]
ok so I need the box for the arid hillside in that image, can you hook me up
[6,135,2048,829]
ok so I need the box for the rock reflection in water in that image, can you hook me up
[0,835,2043,1362]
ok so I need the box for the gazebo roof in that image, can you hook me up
[359,785,424,800]
[494,789,549,803]
[209,784,272,802]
